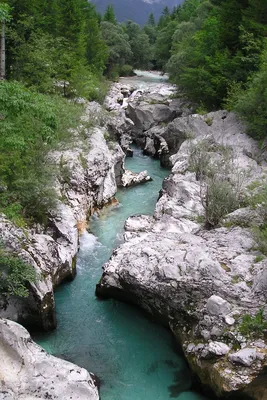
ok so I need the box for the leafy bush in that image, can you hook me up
[0,81,82,225]
[0,246,37,298]
[202,179,240,228]
[240,308,267,336]
[69,65,110,103]
[119,64,135,76]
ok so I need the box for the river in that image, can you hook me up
[34,75,212,400]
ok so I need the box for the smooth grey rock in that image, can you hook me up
[186,343,196,353]
[121,169,152,187]
[206,295,231,316]
[224,207,264,228]
[201,329,211,340]
[0,319,99,400]
[229,348,257,367]
[210,326,223,338]
[225,315,235,325]
[208,341,230,356]
[127,102,176,131]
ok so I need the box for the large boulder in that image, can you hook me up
[126,102,177,131]
[0,318,99,400]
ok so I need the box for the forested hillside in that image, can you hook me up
[152,0,267,140]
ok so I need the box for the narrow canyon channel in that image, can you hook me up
[34,75,213,400]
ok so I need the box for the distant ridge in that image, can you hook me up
[90,0,184,25]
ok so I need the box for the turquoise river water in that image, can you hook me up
[35,148,212,400]
[34,72,214,400]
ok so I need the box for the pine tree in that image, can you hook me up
[103,4,116,24]
[148,13,155,26]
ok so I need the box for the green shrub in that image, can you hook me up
[253,225,267,256]
[0,246,37,298]
[254,254,265,263]
[70,65,110,103]
[119,64,135,76]
[240,308,267,336]
[203,179,240,228]
[0,81,82,225]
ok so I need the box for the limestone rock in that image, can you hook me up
[206,295,231,316]
[207,341,230,357]
[0,319,99,400]
[229,348,257,367]
[121,169,152,187]
[97,108,267,398]
[127,102,177,132]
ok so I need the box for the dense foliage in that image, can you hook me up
[0,81,82,225]
[151,0,267,139]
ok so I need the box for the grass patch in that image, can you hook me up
[254,254,265,263]
[239,308,267,337]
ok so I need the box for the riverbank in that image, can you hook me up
[97,82,267,399]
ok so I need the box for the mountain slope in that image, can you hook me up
[91,0,184,25]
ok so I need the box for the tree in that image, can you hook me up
[124,21,151,68]
[0,2,11,80]
[103,4,116,24]
[155,21,177,69]
[234,43,267,140]
[147,13,155,26]
[101,21,132,77]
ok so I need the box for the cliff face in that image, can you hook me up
[0,102,125,331]
[97,103,267,399]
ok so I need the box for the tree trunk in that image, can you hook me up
[0,21,5,80]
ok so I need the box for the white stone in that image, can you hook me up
[0,319,99,400]
[206,295,231,316]
[208,341,230,356]
[229,348,257,367]
[225,315,235,325]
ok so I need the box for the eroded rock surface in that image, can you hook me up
[0,318,99,400]
[104,79,191,157]
[121,169,152,187]
[97,111,267,399]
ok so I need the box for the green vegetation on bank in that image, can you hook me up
[0,0,155,229]
[0,81,83,226]
[240,308,267,337]
[151,0,267,140]
[0,244,37,299]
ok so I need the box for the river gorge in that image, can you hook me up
[1,71,267,400]
[34,144,210,400]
